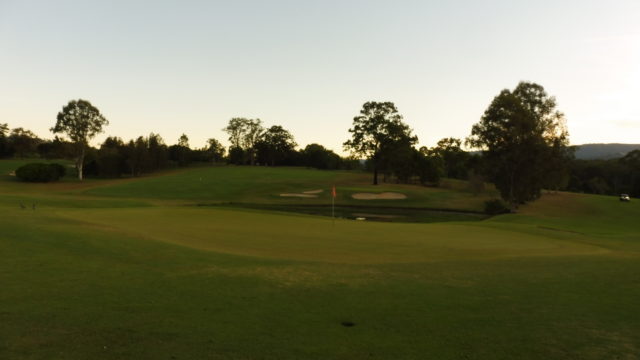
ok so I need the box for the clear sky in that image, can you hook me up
[1,0,639,153]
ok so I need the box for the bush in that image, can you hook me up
[48,163,67,178]
[15,163,66,182]
[484,199,510,215]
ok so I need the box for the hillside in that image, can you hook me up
[574,143,640,160]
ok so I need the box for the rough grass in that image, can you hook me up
[1,161,639,359]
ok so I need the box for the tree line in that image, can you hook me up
[566,151,640,198]
[2,81,637,210]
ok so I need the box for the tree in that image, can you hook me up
[51,99,108,180]
[37,136,75,159]
[467,82,569,209]
[178,133,189,148]
[222,118,264,165]
[256,125,297,166]
[0,123,9,157]
[431,138,470,179]
[169,134,192,167]
[300,143,341,169]
[147,133,169,171]
[96,136,126,177]
[206,138,225,164]
[344,101,417,185]
[621,150,640,197]
[415,148,444,185]
[8,127,41,158]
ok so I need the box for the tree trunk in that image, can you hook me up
[373,166,378,185]
[77,146,85,181]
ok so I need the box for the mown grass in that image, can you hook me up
[83,166,497,212]
[1,160,639,359]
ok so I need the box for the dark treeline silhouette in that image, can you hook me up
[566,150,640,197]
[1,122,360,178]
[2,84,637,208]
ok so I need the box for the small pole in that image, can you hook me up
[332,184,336,227]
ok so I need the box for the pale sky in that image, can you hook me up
[1,0,639,153]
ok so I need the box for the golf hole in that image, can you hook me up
[341,321,355,327]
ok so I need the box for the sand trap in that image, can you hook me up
[279,193,318,198]
[352,213,404,219]
[303,189,323,194]
[351,192,407,200]
[8,171,15,176]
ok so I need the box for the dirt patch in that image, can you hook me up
[352,192,407,200]
[279,193,318,198]
[303,189,323,194]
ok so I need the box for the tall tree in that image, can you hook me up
[0,123,8,157]
[51,99,108,180]
[301,143,341,170]
[256,125,297,166]
[431,138,470,179]
[169,134,191,167]
[206,138,225,164]
[147,133,169,171]
[467,82,569,209]
[344,101,417,185]
[178,134,189,148]
[222,118,264,165]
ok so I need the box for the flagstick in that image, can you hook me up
[332,184,336,228]
[332,191,335,227]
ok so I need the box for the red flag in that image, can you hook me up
[332,185,336,198]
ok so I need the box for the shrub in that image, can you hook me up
[484,199,510,215]
[15,163,65,182]
[48,163,67,178]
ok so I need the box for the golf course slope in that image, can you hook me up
[1,163,638,359]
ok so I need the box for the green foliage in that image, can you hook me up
[227,146,245,165]
[36,136,75,159]
[567,152,640,197]
[415,149,444,185]
[300,143,342,169]
[168,134,192,167]
[222,118,264,165]
[51,99,108,180]
[178,133,189,148]
[14,163,65,182]
[0,123,8,157]
[344,101,418,185]
[7,127,41,158]
[255,125,297,166]
[430,138,470,179]
[484,198,510,215]
[467,82,570,209]
[206,138,226,163]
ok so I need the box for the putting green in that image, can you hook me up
[53,206,607,264]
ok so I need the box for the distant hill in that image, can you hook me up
[574,143,640,160]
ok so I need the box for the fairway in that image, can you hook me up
[1,163,639,359]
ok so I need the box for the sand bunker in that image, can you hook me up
[280,189,323,198]
[279,193,318,198]
[302,189,323,194]
[352,213,404,219]
[351,192,407,200]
